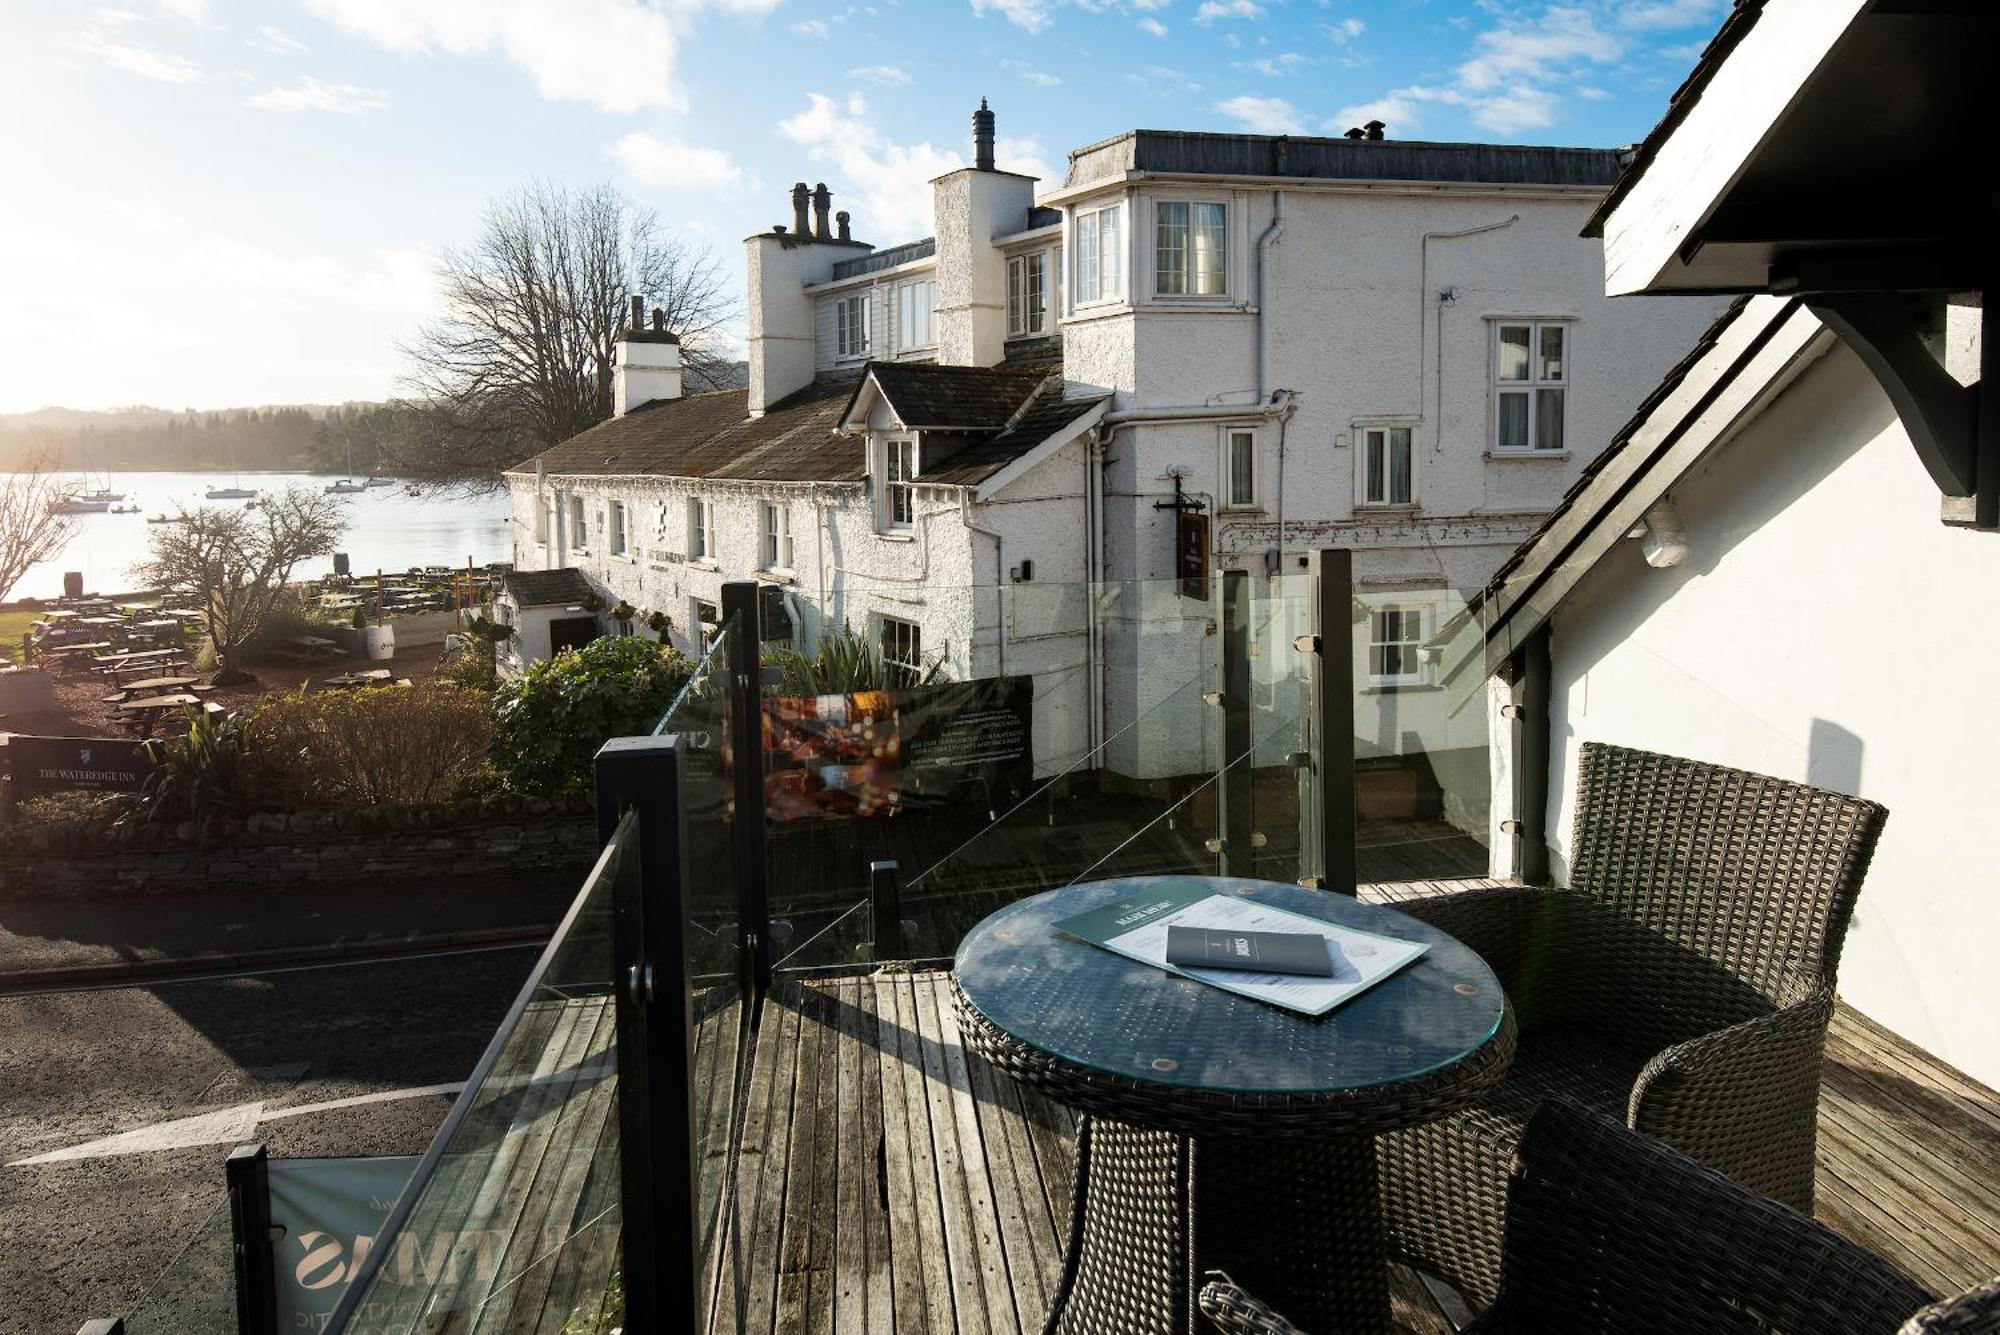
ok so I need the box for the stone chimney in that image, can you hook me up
[933,99,1035,367]
[613,296,681,416]
[747,182,871,416]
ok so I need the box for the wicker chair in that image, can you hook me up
[1198,1100,1995,1334]
[1377,742,1888,1308]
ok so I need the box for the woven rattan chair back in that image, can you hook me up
[1552,743,1886,1037]
[1494,1099,1932,1334]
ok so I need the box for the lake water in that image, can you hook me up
[11,471,513,600]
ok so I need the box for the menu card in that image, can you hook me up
[1052,878,1427,1016]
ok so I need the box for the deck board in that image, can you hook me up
[729,873,2000,1333]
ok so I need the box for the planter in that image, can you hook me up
[362,624,395,661]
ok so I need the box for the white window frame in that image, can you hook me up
[760,500,793,572]
[836,293,872,359]
[1072,201,1124,308]
[1356,423,1418,508]
[1221,426,1258,509]
[568,494,587,550]
[1368,606,1427,688]
[687,496,715,563]
[607,499,629,556]
[1154,199,1228,299]
[1007,250,1050,337]
[534,495,551,545]
[880,436,917,532]
[1491,320,1569,454]
[894,279,937,352]
[880,615,922,687]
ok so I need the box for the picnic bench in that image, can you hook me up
[100,676,204,705]
[275,635,348,667]
[113,693,214,737]
[320,668,393,690]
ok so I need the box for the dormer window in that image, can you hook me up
[1007,251,1049,336]
[837,294,871,358]
[1155,201,1226,297]
[880,437,916,531]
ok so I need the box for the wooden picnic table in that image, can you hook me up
[93,648,188,670]
[44,641,114,659]
[321,668,394,689]
[114,693,217,738]
[114,675,202,696]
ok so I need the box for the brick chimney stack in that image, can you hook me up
[613,292,681,416]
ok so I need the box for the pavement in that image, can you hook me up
[0,871,572,988]
[0,949,539,1334]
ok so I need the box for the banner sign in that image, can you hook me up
[762,676,1035,822]
[1177,509,1211,600]
[4,734,155,794]
[268,1156,418,1331]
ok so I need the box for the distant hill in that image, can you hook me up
[0,402,385,474]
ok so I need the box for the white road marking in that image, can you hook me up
[257,1082,465,1122]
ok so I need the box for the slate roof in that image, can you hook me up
[1066,130,1624,191]
[511,378,864,484]
[830,237,937,281]
[503,567,596,609]
[1582,0,1766,238]
[922,391,1109,486]
[861,362,1057,431]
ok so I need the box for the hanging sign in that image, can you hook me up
[4,735,155,795]
[1177,509,1211,600]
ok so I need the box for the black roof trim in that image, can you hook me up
[830,238,937,281]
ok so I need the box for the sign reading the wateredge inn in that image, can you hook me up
[4,735,154,794]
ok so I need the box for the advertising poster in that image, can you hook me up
[762,676,1034,823]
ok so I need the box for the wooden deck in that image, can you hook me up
[715,878,2000,1333]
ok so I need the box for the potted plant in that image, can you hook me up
[580,591,606,615]
[646,609,672,640]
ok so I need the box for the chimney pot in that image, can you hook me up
[836,209,851,242]
[629,295,644,330]
[652,307,665,332]
[1364,119,1386,140]
[791,183,811,237]
[811,183,832,240]
[973,97,996,172]
[1343,126,1365,140]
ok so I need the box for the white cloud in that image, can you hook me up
[153,0,217,26]
[1233,52,1307,77]
[971,0,1057,33]
[1321,17,1365,44]
[608,132,744,191]
[1617,0,1723,30]
[1194,0,1264,25]
[298,0,777,115]
[1213,94,1302,134]
[72,29,207,84]
[1003,57,1061,86]
[247,25,307,54]
[777,92,1051,240]
[1327,92,1427,135]
[1137,17,1168,38]
[791,19,830,37]
[1457,7,1621,92]
[851,64,911,85]
[245,76,388,113]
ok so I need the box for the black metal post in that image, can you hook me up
[869,860,904,961]
[721,581,771,999]
[1316,549,1357,895]
[1217,571,1253,876]
[596,735,702,1335]
[1517,626,1553,886]
[226,1142,277,1335]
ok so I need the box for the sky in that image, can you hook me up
[0,0,1730,415]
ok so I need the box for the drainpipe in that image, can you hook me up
[1255,190,1285,405]
[1418,215,1518,450]
[959,490,1006,677]
[814,498,828,649]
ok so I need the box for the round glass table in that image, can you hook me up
[952,876,1514,1335]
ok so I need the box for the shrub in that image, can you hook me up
[768,626,943,695]
[241,590,344,665]
[245,683,494,807]
[141,708,254,823]
[492,636,692,796]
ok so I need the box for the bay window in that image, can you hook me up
[1073,202,1123,305]
[1156,200,1226,296]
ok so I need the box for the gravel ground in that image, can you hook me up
[0,948,537,1334]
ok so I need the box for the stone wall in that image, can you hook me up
[0,794,598,894]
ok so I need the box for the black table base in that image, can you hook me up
[1050,1117,1390,1335]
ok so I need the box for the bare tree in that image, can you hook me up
[0,451,77,602]
[133,487,346,683]
[396,180,737,486]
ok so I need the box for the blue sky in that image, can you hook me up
[0,0,1728,414]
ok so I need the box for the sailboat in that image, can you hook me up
[326,439,367,493]
[50,495,110,515]
[207,438,258,500]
